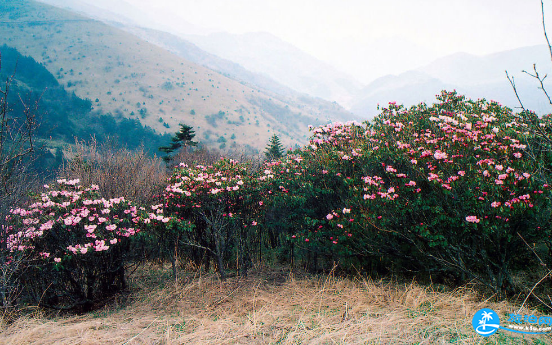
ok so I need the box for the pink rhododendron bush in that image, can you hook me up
[5,179,141,310]
[149,91,551,295]
[263,91,552,294]
[4,91,551,308]
[162,159,265,279]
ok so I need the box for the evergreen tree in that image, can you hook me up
[265,134,285,160]
[159,124,198,162]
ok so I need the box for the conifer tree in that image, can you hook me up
[159,124,197,162]
[265,134,285,160]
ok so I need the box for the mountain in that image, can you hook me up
[36,0,362,107]
[121,27,301,100]
[350,71,452,117]
[420,45,552,86]
[34,0,152,28]
[0,0,354,153]
[0,44,171,174]
[351,45,552,118]
[184,31,363,107]
[35,0,209,36]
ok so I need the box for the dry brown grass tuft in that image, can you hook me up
[60,138,167,205]
[1,266,551,344]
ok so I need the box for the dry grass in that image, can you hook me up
[1,265,550,345]
[60,137,167,205]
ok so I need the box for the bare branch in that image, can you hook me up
[506,71,527,111]
[523,64,552,106]
[516,232,552,312]
[542,0,552,61]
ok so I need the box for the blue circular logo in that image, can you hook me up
[472,308,500,336]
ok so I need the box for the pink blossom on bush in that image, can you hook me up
[465,216,480,223]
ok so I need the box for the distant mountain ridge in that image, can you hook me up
[122,27,300,100]
[183,31,363,107]
[350,45,552,118]
[37,0,363,107]
[0,0,354,153]
[18,0,552,121]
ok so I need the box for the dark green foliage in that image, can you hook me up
[0,45,170,160]
[265,134,285,160]
[161,81,173,91]
[159,124,198,162]
[205,111,225,127]
[0,44,58,90]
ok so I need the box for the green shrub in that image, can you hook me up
[7,179,141,310]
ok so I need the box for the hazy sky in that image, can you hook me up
[121,0,548,83]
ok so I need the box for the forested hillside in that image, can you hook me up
[0,45,170,155]
[0,0,353,153]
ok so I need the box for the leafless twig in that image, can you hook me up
[516,232,552,313]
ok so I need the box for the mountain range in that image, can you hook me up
[350,45,552,117]
[1,0,354,154]
[37,0,552,119]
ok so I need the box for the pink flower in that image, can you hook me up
[251,221,257,226]
[513,152,522,158]
[428,173,439,181]
[465,216,480,223]
[54,257,61,263]
[85,224,97,233]
[491,201,501,208]
[433,150,448,160]
[110,238,117,244]
[342,208,351,214]
[326,214,334,220]
[498,174,508,180]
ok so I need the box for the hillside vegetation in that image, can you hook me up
[1,1,552,343]
[0,45,170,157]
[0,0,352,153]
[2,91,552,344]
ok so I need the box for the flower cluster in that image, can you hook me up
[7,179,140,263]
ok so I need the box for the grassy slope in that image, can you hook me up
[1,266,550,344]
[0,0,351,153]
